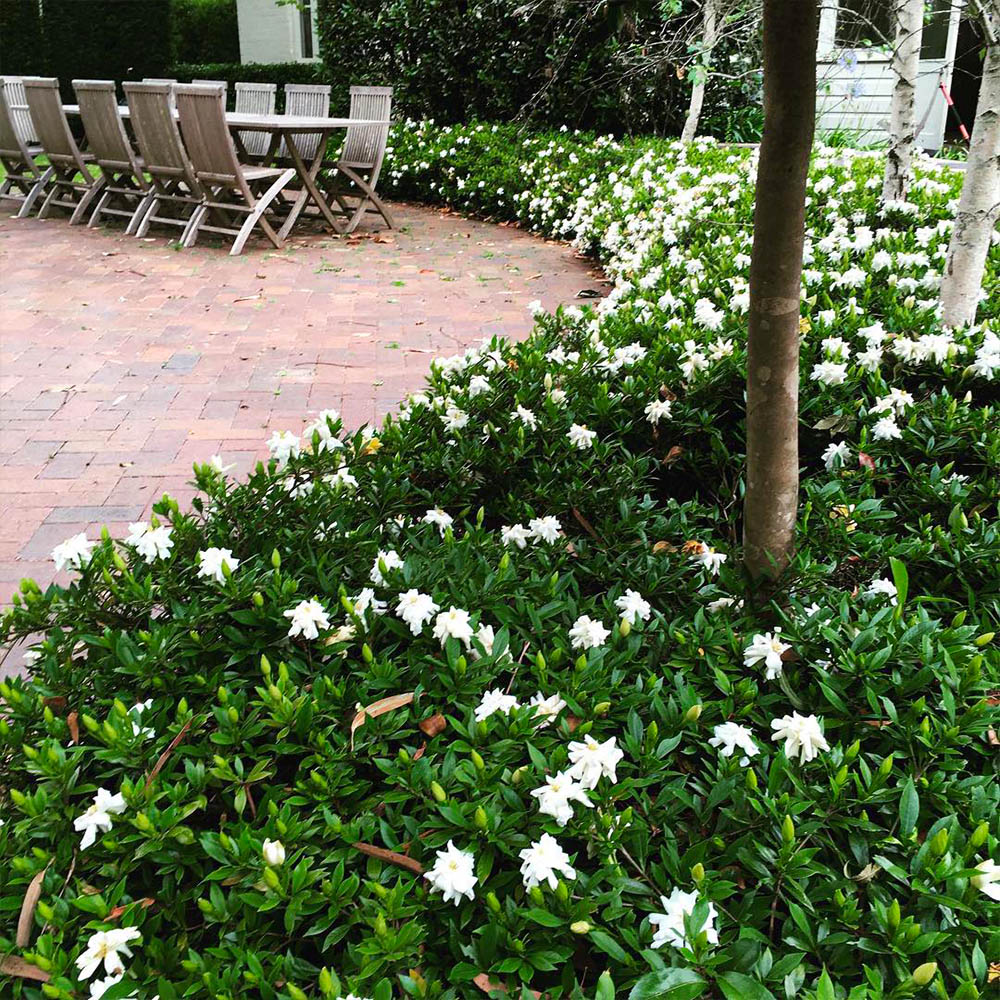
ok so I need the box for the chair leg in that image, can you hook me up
[87,187,115,228]
[230,169,296,256]
[124,191,155,236]
[69,178,106,226]
[181,204,209,248]
[134,194,162,238]
[36,178,64,220]
[17,167,54,218]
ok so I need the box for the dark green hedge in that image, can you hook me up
[170,61,350,112]
[0,0,172,98]
[313,0,762,137]
[172,0,239,65]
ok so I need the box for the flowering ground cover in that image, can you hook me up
[1,125,998,1000]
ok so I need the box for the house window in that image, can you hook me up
[920,0,953,60]
[299,0,314,59]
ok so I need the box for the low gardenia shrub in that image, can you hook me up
[1,127,999,1000]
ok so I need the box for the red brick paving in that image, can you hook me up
[0,203,604,603]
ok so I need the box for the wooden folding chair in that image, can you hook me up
[0,76,39,146]
[174,83,295,255]
[320,85,394,233]
[23,77,105,224]
[234,82,276,160]
[0,78,53,217]
[143,78,178,111]
[280,84,331,160]
[192,80,229,106]
[73,80,153,233]
[124,81,204,238]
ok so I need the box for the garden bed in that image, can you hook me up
[1,124,998,1000]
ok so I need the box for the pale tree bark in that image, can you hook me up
[680,0,719,143]
[743,0,817,580]
[940,4,1000,328]
[882,0,925,203]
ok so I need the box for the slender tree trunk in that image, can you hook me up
[743,0,818,580]
[680,0,719,144]
[882,0,924,203]
[940,9,1000,328]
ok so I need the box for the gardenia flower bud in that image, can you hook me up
[262,839,286,866]
[910,962,937,986]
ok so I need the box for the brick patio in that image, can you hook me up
[0,203,604,604]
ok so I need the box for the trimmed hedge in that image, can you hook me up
[172,0,239,65]
[170,61,350,113]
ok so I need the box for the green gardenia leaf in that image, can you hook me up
[628,968,707,1000]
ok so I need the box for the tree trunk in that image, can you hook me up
[940,11,1000,329]
[743,0,818,580]
[882,0,924,203]
[680,0,719,144]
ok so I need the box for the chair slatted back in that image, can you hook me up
[175,83,242,187]
[234,82,276,157]
[73,79,141,175]
[23,77,89,174]
[342,86,392,182]
[192,80,228,106]
[143,77,178,110]
[124,81,198,188]
[283,84,330,160]
[0,76,38,144]
[0,79,38,171]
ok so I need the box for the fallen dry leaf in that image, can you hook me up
[16,868,48,947]
[0,956,50,982]
[350,692,415,750]
[418,713,447,738]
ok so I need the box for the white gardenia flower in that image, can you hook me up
[501,523,532,549]
[519,833,577,890]
[197,547,239,584]
[650,888,719,950]
[709,722,760,767]
[528,515,562,544]
[370,548,404,586]
[351,587,387,620]
[527,299,544,316]
[75,927,142,980]
[531,770,593,826]
[864,576,898,604]
[707,596,743,613]
[971,859,1000,901]
[424,841,478,905]
[474,688,519,722]
[645,398,673,425]
[73,788,127,850]
[209,453,235,474]
[88,973,125,999]
[129,700,154,739]
[266,430,301,468]
[303,409,343,453]
[615,589,651,624]
[433,606,475,647]
[422,508,454,537]
[262,838,285,866]
[872,416,903,441]
[567,734,624,788]
[125,522,174,564]
[770,712,830,763]
[283,598,331,640]
[691,546,727,576]
[822,441,851,470]
[396,589,439,635]
[529,691,566,725]
[743,630,790,681]
[569,614,610,650]
[514,405,537,430]
[52,532,95,572]
[568,423,597,449]
[810,361,848,386]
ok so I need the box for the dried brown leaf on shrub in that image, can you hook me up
[418,713,447,738]
[652,540,677,555]
[67,711,80,745]
[0,956,50,982]
[16,867,48,947]
[350,693,415,750]
[662,445,685,466]
[108,898,155,921]
[473,973,543,997]
[352,841,424,874]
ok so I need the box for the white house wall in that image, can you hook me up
[237,0,319,64]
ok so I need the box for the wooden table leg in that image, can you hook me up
[277,129,339,240]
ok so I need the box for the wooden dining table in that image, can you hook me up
[60,104,391,239]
